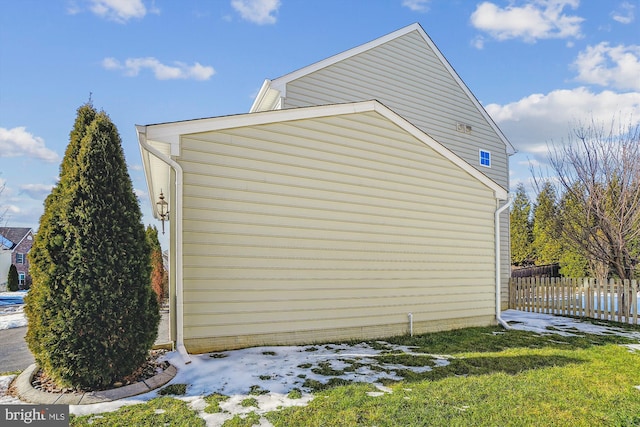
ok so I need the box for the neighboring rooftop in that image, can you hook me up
[0,227,32,250]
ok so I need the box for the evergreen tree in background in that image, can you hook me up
[7,264,18,291]
[510,183,533,266]
[146,225,166,303]
[532,181,562,265]
[557,186,590,278]
[25,102,159,389]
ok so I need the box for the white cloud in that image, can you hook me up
[573,42,640,91]
[486,87,640,155]
[470,0,583,44]
[134,188,148,200]
[0,127,59,163]
[402,0,431,13]
[611,1,635,24]
[88,0,149,23]
[102,57,215,81]
[19,184,54,199]
[231,0,281,25]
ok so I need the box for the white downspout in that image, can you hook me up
[495,194,514,330]
[137,127,191,364]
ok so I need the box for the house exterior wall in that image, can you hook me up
[0,250,11,290]
[11,232,33,287]
[280,30,509,189]
[176,110,499,353]
[277,29,512,305]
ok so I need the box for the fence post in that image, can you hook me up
[586,278,593,319]
[623,279,630,323]
[633,280,638,325]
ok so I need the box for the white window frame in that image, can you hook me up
[16,253,25,264]
[479,149,491,168]
[18,273,25,285]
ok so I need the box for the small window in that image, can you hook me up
[479,150,491,167]
[18,273,25,285]
[16,253,25,264]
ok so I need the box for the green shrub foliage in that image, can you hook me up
[7,264,19,291]
[25,103,159,389]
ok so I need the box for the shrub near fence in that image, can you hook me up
[509,277,639,325]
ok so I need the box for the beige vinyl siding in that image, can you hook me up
[280,30,512,306]
[178,111,497,352]
[281,30,508,190]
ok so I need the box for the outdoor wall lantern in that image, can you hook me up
[156,191,169,234]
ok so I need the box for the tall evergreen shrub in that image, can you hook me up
[7,264,18,291]
[25,103,159,389]
[145,225,166,303]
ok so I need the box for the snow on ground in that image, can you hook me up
[0,291,28,330]
[502,309,640,340]
[68,341,446,425]
[1,310,638,427]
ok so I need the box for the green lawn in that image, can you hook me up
[70,324,640,427]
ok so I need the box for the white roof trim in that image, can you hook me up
[249,23,516,155]
[139,100,507,200]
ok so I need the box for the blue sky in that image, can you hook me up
[1,0,639,240]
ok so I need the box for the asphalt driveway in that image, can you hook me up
[0,309,170,374]
[0,326,34,373]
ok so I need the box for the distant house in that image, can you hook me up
[0,227,34,290]
[138,23,515,356]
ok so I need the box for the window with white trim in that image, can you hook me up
[19,273,25,286]
[16,253,25,264]
[479,150,491,167]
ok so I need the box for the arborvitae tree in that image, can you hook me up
[146,225,165,303]
[25,103,159,389]
[510,183,533,266]
[532,181,563,265]
[7,264,18,291]
[557,186,589,278]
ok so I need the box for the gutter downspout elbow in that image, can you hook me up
[495,193,514,330]
[137,127,191,364]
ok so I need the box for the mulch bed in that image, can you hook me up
[28,349,170,394]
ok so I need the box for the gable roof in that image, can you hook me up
[0,227,32,250]
[250,23,516,155]
[138,100,508,202]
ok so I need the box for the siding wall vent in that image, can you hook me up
[456,122,472,134]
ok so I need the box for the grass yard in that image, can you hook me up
[70,322,640,426]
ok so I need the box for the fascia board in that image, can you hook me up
[269,23,424,92]
[410,26,517,155]
[137,125,173,220]
[141,100,507,200]
[249,79,277,113]
[142,101,379,142]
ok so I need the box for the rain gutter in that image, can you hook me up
[495,194,514,329]
[136,126,191,364]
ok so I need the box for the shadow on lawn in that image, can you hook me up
[393,353,585,384]
[382,326,637,354]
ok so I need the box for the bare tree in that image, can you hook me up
[546,117,640,281]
